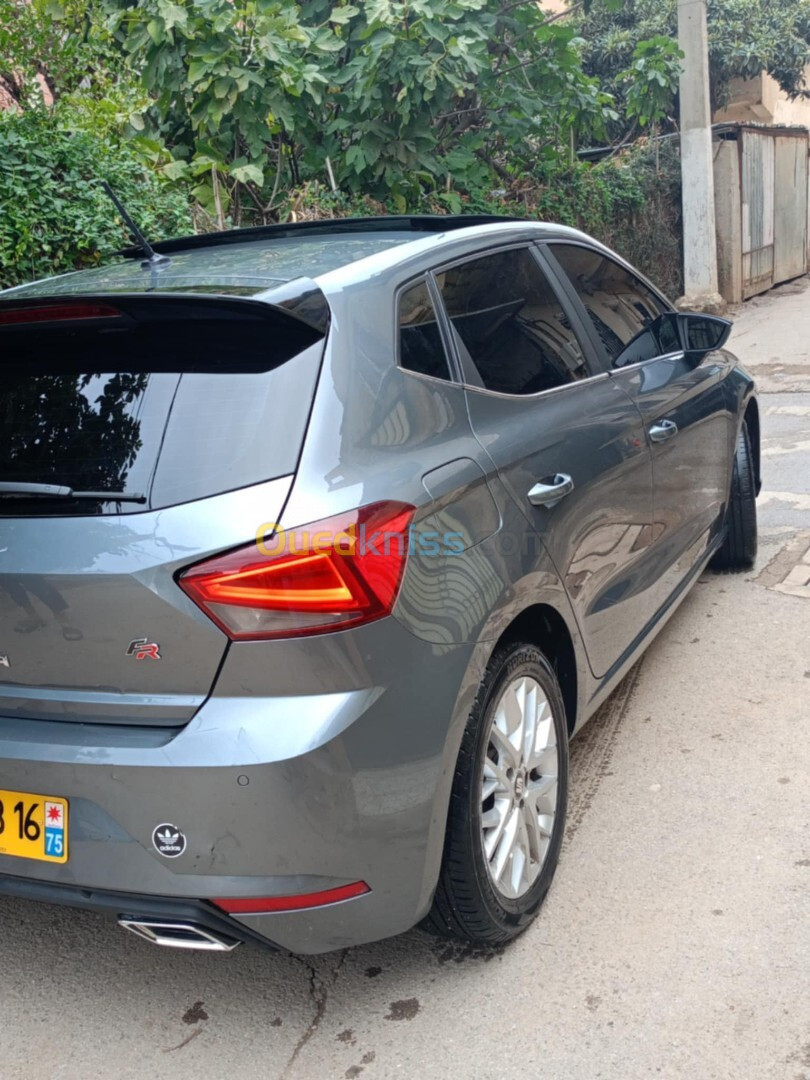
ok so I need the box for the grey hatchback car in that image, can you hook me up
[0,216,759,954]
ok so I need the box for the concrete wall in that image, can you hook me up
[714,69,810,129]
[0,74,54,111]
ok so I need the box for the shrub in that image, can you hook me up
[279,141,683,297]
[0,107,192,290]
[597,140,683,298]
[103,0,618,225]
[0,104,681,300]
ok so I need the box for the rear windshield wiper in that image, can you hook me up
[0,482,146,503]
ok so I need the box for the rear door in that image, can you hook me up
[546,243,732,606]
[430,244,655,679]
[0,295,325,725]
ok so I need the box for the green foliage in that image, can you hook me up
[599,139,683,299]
[579,0,810,128]
[621,36,683,129]
[101,0,620,224]
[0,0,114,107]
[279,141,683,298]
[0,106,193,289]
[0,0,684,296]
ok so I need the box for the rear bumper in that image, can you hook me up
[0,873,270,950]
[0,620,479,954]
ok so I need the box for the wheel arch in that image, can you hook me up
[419,598,586,919]
[493,603,579,736]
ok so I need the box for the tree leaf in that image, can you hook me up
[230,162,265,185]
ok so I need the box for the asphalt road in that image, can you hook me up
[2,280,809,1080]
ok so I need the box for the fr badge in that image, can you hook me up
[127,638,161,661]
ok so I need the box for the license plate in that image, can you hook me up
[0,789,68,863]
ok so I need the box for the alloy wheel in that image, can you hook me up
[480,675,559,900]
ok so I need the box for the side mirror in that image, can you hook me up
[678,313,732,357]
[611,311,733,370]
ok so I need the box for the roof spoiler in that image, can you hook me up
[0,280,331,339]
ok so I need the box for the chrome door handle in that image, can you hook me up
[527,473,574,508]
[649,419,678,443]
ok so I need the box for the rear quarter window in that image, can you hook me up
[398,279,451,381]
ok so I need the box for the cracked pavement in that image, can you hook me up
[1,279,809,1080]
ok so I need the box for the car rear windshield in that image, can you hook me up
[0,301,324,516]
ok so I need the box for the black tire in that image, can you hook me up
[425,642,569,945]
[711,423,758,571]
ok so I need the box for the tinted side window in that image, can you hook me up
[434,247,588,396]
[398,279,451,381]
[550,244,669,369]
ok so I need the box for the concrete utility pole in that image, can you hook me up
[677,0,725,312]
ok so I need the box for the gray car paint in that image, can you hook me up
[541,239,736,618]
[0,221,756,953]
[0,475,293,724]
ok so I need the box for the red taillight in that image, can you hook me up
[212,881,370,914]
[0,303,122,326]
[178,501,415,640]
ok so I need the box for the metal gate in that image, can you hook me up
[741,127,808,299]
[774,135,809,282]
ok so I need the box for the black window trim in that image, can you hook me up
[394,273,462,387]
[420,241,610,402]
[541,239,686,376]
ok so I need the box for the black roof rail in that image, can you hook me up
[120,214,528,260]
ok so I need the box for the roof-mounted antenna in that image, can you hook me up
[101,181,171,270]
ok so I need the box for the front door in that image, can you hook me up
[429,244,656,680]
[546,242,732,610]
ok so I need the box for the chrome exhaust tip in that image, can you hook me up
[118,917,241,952]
